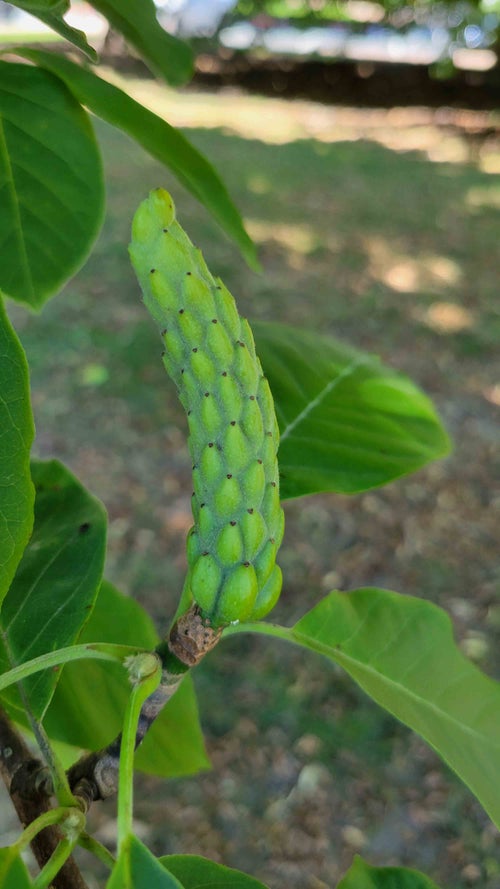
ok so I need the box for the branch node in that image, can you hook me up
[168,604,223,666]
[10,758,49,801]
[72,779,95,814]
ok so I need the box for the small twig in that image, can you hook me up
[0,707,89,889]
[67,604,223,803]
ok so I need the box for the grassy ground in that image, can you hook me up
[5,83,500,888]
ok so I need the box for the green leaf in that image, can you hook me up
[0,300,35,606]
[252,322,450,497]
[89,0,193,86]
[44,580,210,779]
[16,50,258,271]
[0,847,34,888]
[0,459,107,719]
[337,855,441,888]
[107,836,184,889]
[28,13,98,60]
[229,588,500,830]
[161,854,270,888]
[0,61,104,308]
[8,0,98,58]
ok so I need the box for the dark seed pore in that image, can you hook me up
[79,522,90,534]
[150,268,156,274]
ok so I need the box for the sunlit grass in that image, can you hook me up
[114,72,499,167]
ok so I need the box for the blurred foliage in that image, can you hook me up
[235,0,492,18]
[232,0,500,55]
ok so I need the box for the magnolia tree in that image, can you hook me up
[0,3,496,889]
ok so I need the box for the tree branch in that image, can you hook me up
[0,707,89,889]
[67,604,222,802]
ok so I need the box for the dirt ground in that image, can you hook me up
[2,82,500,888]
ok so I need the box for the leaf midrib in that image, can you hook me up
[292,627,500,752]
[279,357,369,443]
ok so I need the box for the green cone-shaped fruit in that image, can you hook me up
[129,188,284,626]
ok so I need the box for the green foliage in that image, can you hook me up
[229,586,500,830]
[337,855,442,888]
[0,3,493,887]
[0,62,104,309]
[17,49,258,270]
[8,0,98,58]
[0,847,33,889]
[107,836,183,889]
[161,855,271,887]
[0,300,35,604]
[253,321,451,497]
[44,581,209,778]
[130,189,283,625]
[0,459,106,719]
[89,0,193,86]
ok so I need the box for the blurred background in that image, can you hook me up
[1,2,499,887]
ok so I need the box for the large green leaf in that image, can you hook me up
[252,322,450,497]
[0,847,33,889]
[0,459,107,719]
[0,62,104,308]
[227,588,500,829]
[161,855,270,888]
[89,0,193,86]
[107,836,184,889]
[17,50,258,271]
[45,580,210,778]
[0,300,35,606]
[337,856,441,888]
